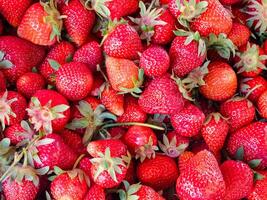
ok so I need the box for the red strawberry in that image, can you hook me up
[220,96,255,132]
[176,150,226,199]
[0,71,6,92]
[201,112,229,153]
[107,127,127,139]
[0,36,45,83]
[171,103,205,137]
[0,91,27,130]
[200,61,237,101]
[90,72,105,96]
[39,41,75,84]
[17,1,63,46]
[16,72,46,99]
[232,6,249,24]
[73,41,103,72]
[103,23,142,60]
[84,184,105,200]
[228,22,250,47]
[140,46,170,77]
[55,62,93,101]
[219,0,242,5]
[78,157,93,180]
[178,151,195,173]
[258,90,267,119]
[0,18,3,35]
[248,171,267,200]
[227,122,267,169]
[60,0,95,46]
[220,160,254,200]
[27,89,70,134]
[124,159,136,184]
[138,74,185,114]
[0,0,32,27]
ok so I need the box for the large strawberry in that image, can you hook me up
[176,150,226,199]
[257,90,267,119]
[248,170,267,200]
[178,151,195,172]
[228,22,250,48]
[0,36,45,83]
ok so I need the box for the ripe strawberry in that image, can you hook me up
[140,46,170,77]
[220,160,254,200]
[103,23,142,60]
[137,154,179,191]
[107,127,127,139]
[0,36,45,83]
[178,151,195,173]
[73,41,103,72]
[84,184,105,200]
[0,0,32,27]
[124,159,136,184]
[240,76,267,103]
[55,62,93,101]
[50,169,89,200]
[17,0,63,46]
[39,41,75,84]
[138,74,185,114]
[90,72,105,96]
[220,96,255,132]
[201,113,229,153]
[232,5,249,24]
[234,43,267,77]
[248,171,267,200]
[219,0,242,5]
[257,90,267,118]
[176,150,226,199]
[16,72,46,99]
[60,0,95,46]
[78,157,93,180]
[27,89,70,133]
[227,122,267,169]
[199,61,237,101]
[228,22,250,47]
[0,18,3,35]
[0,91,27,130]
[171,103,205,137]
[0,71,6,92]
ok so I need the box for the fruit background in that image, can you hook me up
[0,0,267,199]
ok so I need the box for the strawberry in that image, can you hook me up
[0,0,32,27]
[27,89,70,134]
[228,22,250,47]
[219,0,242,5]
[16,72,46,99]
[0,91,27,130]
[220,96,255,132]
[227,122,267,169]
[240,76,267,103]
[103,23,142,60]
[138,74,185,114]
[0,71,6,92]
[60,129,86,154]
[60,0,96,46]
[0,36,45,83]
[124,159,136,184]
[140,46,170,77]
[90,72,105,96]
[176,150,226,199]
[50,168,89,200]
[232,5,249,24]
[0,18,3,35]
[17,0,63,46]
[84,184,106,200]
[137,154,179,191]
[107,127,127,139]
[171,103,205,137]
[39,41,75,84]
[199,61,237,101]
[78,157,93,180]
[257,90,267,118]
[55,62,93,101]
[234,43,267,77]
[73,41,103,72]
[201,112,229,153]
[248,171,267,200]
[220,160,254,200]
[178,151,195,173]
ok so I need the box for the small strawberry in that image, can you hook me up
[257,90,267,119]
[171,103,205,137]
[27,89,70,134]
[176,150,226,199]
[178,151,195,173]
[248,170,267,200]
[84,184,106,200]
[17,0,64,46]
[78,157,93,180]
[0,71,6,92]
[220,96,255,132]
[16,72,46,99]
[201,112,229,153]
[228,22,250,47]
[220,160,254,200]
[140,45,170,77]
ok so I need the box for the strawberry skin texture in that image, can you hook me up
[248,171,267,200]
[227,122,267,169]
[178,151,195,173]
[135,185,165,200]
[61,0,95,46]
[0,0,32,27]
[103,24,142,60]
[3,179,39,200]
[55,62,93,101]
[50,172,88,200]
[0,36,45,83]
[0,71,6,92]
[138,74,185,114]
[4,123,31,145]
[84,184,106,200]
[257,90,267,119]
[170,36,206,77]
[228,22,250,48]
[137,155,179,191]
[190,0,233,37]
[78,157,93,181]
[200,62,237,101]
[220,160,254,200]
[176,150,226,200]
[171,104,205,137]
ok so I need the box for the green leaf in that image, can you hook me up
[235,146,244,161]
[249,159,262,169]
[48,59,60,71]
[67,118,89,130]
[254,172,265,181]
[52,104,69,112]
[0,60,13,69]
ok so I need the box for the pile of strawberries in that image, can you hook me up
[0,0,267,199]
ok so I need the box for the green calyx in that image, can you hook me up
[118,181,142,200]
[0,51,13,69]
[83,0,111,18]
[135,136,159,162]
[204,112,227,125]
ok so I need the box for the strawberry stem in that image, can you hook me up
[101,122,165,130]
